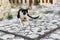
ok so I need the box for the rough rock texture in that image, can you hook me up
[0,0,11,19]
[56,0,60,4]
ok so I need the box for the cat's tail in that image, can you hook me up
[27,14,39,19]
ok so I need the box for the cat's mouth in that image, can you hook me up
[21,17,27,22]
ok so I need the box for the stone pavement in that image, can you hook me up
[0,13,60,40]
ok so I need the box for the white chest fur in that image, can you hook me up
[20,11,28,22]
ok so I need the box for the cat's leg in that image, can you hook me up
[19,18,24,26]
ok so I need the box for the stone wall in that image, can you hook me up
[0,0,11,19]
[56,0,60,5]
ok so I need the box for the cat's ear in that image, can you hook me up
[26,8,28,10]
[27,10,28,13]
[22,10,24,12]
[26,9,28,13]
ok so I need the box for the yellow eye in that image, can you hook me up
[0,0,2,6]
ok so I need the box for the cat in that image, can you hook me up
[17,8,39,23]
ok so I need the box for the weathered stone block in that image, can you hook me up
[0,0,11,20]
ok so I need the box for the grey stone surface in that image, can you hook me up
[0,6,60,40]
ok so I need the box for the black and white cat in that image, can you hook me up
[17,8,39,25]
[17,8,39,19]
